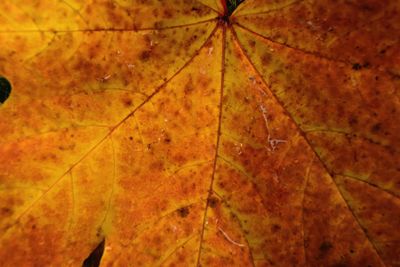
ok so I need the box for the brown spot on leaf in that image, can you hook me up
[177,207,190,218]
[1,207,13,216]
[261,53,272,65]
[352,63,362,70]
[184,77,194,95]
[248,40,256,48]
[139,50,151,61]
[319,241,333,255]
[371,123,381,133]
[271,224,281,233]
[208,197,219,208]
[348,116,358,126]
[122,98,132,107]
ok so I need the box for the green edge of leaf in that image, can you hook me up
[227,0,244,15]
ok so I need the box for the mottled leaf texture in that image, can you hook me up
[0,0,399,266]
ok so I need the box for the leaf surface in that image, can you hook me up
[0,0,399,266]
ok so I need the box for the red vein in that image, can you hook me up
[60,0,88,26]
[0,18,218,34]
[304,128,389,148]
[234,21,398,80]
[130,203,198,240]
[196,0,223,15]
[335,173,400,200]
[233,0,305,17]
[195,24,227,267]
[304,129,398,197]
[223,212,256,267]
[212,191,261,266]
[110,202,202,264]
[22,32,58,62]
[233,22,348,66]
[157,234,197,266]
[230,25,388,266]
[1,23,219,238]
[217,155,270,214]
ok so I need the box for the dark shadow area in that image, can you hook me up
[227,0,245,15]
[82,238,105,267]
[0,77,11,104]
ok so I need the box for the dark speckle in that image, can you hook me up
[348,116,358,126]
[139,50,151,61]
[271,224,281,233]
[371,123,381,133]
[261,53,272,65]
[184,77,194,95]
[177,207,190,218]
[208,197,219,208]
[248,40,256,48]
[352,63,362,70]
[352,62,370,71]
[1,207,13,216]
[122,98,132,107]
[363,62,371,68]
[319,241,333,254]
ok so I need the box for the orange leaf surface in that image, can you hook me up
[0,0,399,266]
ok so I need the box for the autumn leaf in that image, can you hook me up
[0,0,399,266]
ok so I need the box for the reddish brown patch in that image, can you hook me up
[139,50,152,61]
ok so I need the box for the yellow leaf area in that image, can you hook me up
[0,0,399,266]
